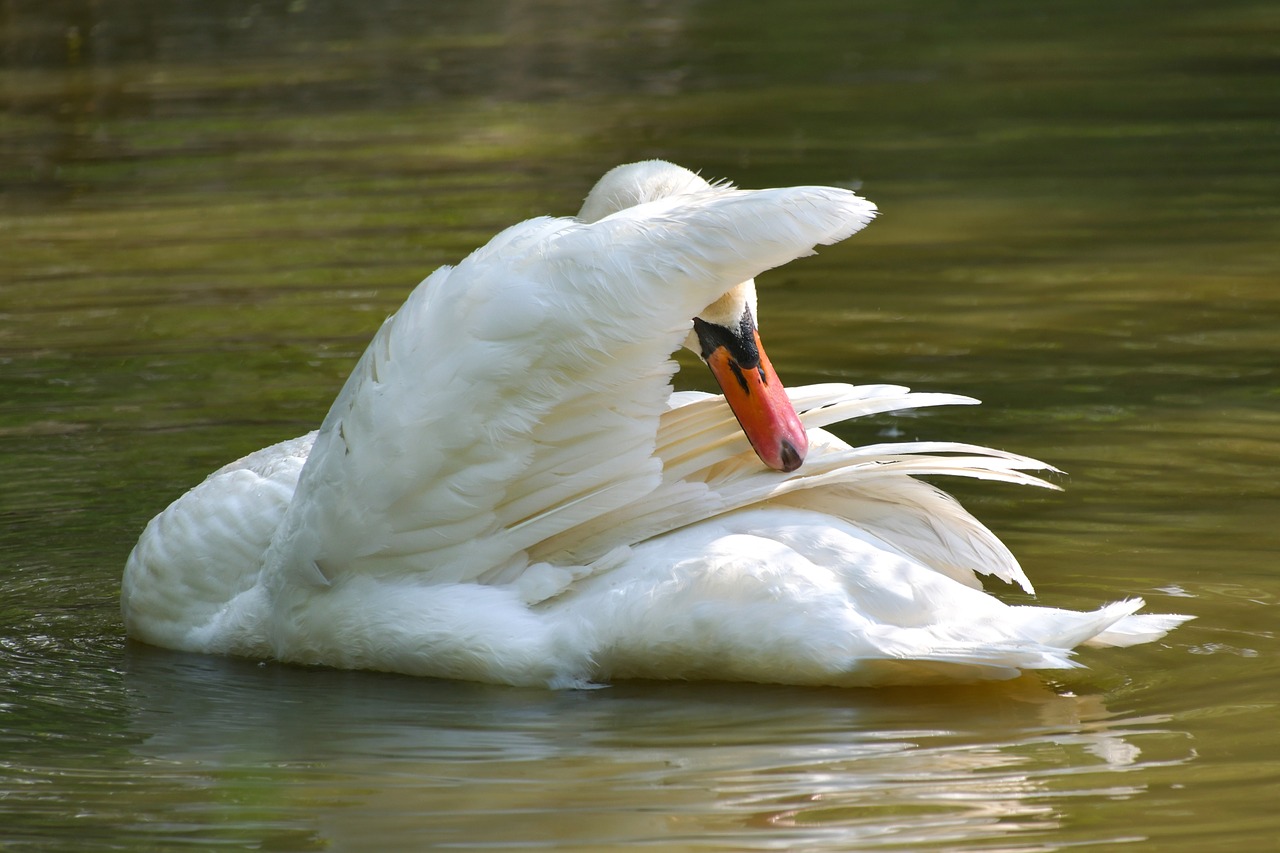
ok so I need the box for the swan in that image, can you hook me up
[121,160,1191,688]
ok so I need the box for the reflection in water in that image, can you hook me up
[109,646,1192,850]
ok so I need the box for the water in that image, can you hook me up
[2,0,1278,849]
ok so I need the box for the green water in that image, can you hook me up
[2,1,1278,849]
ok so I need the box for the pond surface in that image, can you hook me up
[2,0,1278,849]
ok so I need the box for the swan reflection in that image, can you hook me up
[120,645,1193,849]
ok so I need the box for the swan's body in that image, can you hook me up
[122,162,1189,687]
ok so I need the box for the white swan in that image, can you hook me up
[121,160,1190,688]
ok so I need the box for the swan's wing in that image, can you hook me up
[528,383,1056,594]
[262,186,877,587]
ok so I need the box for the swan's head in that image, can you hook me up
[579,160,808,473]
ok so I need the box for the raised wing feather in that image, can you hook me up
[262,186,877,588]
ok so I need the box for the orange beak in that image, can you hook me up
[694,315,808,472]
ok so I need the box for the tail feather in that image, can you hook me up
[1084,602,1195,648]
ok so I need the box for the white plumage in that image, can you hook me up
[121,161,1190,687]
